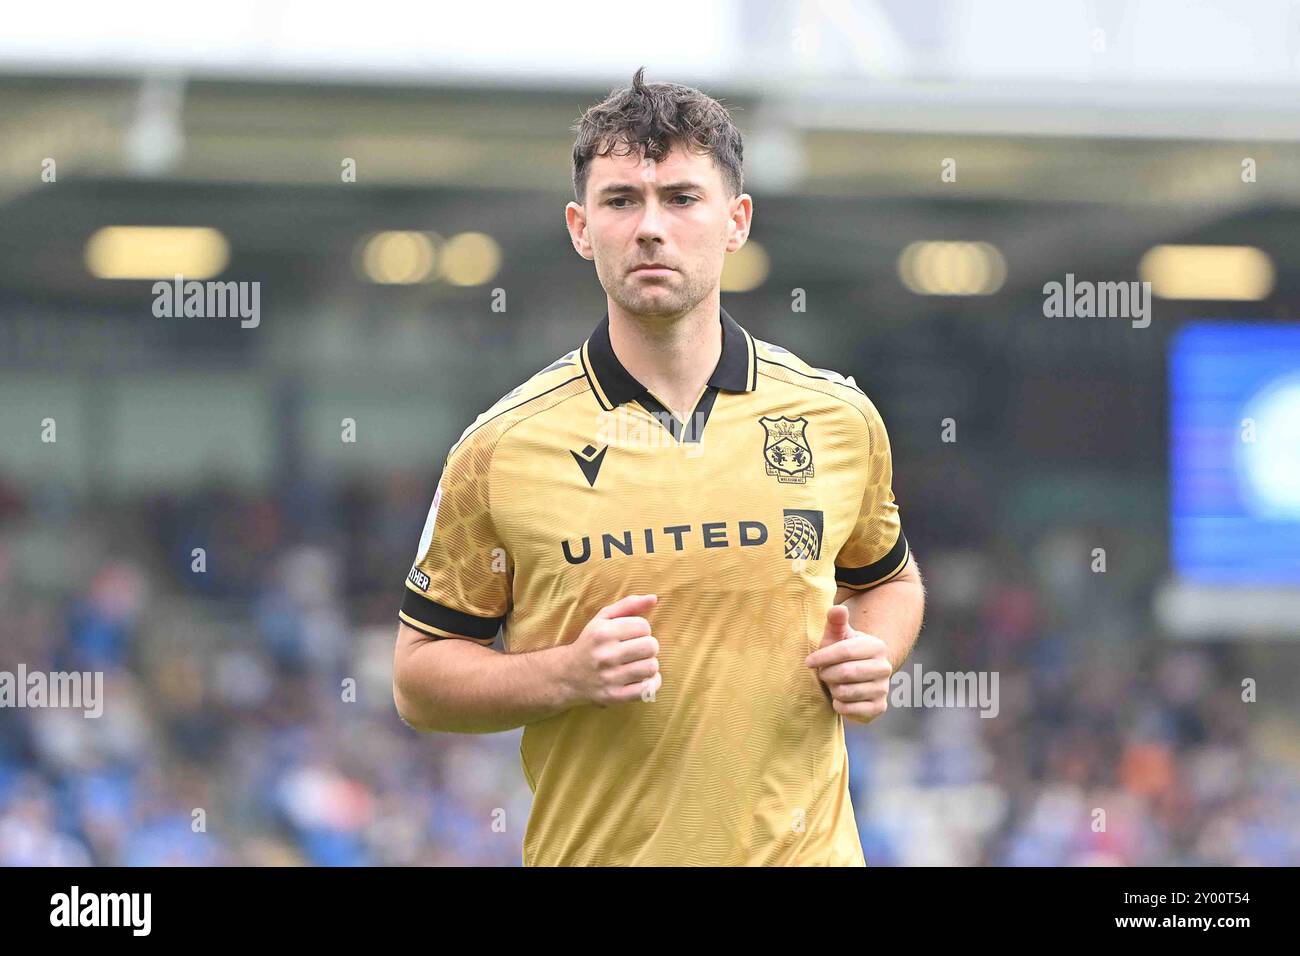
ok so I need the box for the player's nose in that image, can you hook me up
[633,203,665,240]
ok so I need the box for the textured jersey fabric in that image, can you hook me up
[400,307,909,866]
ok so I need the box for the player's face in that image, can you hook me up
[567,144,752,318]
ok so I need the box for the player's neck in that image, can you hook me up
[606,297,723,422]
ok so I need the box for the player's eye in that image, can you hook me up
[670,195,698,205]
[607,196,633,208]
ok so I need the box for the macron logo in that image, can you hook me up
[571,443,608,487]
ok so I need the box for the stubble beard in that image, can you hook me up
[605,265,710,322]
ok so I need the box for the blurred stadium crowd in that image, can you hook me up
[3,463,1297,866]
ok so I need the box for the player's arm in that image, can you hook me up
[807,395,924,724]
[393,594,662,735]
[827,393,923,674]
[395,427,661,733]
[834,553,924,673]
[393,622,575,734]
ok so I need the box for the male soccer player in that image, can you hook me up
[393,68,925,866]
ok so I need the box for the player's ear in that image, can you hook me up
[565,201,593,260]
[725,193,753,253]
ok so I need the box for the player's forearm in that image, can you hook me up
[393,626,579,734]
[840,568,925,673]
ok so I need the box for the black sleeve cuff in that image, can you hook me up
[400,586,504,640]
[835,532,910,590]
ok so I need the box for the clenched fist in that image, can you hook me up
[563,593,662,707]
[805,604,893,725]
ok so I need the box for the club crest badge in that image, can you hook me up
[760,416,815,483]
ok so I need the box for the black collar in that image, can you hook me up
[581,307,758,411]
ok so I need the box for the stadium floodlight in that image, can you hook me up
[897,240,1006,296]
[85,226,229,280]
[1139,244,1274,301]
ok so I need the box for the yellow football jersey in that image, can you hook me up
[400,307,910,866]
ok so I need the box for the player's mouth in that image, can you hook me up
[631,263,675,276]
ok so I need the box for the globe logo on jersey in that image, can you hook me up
[783,508,823,561]
[760,416,815,483]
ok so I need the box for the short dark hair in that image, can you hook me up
[571,66,744,203]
